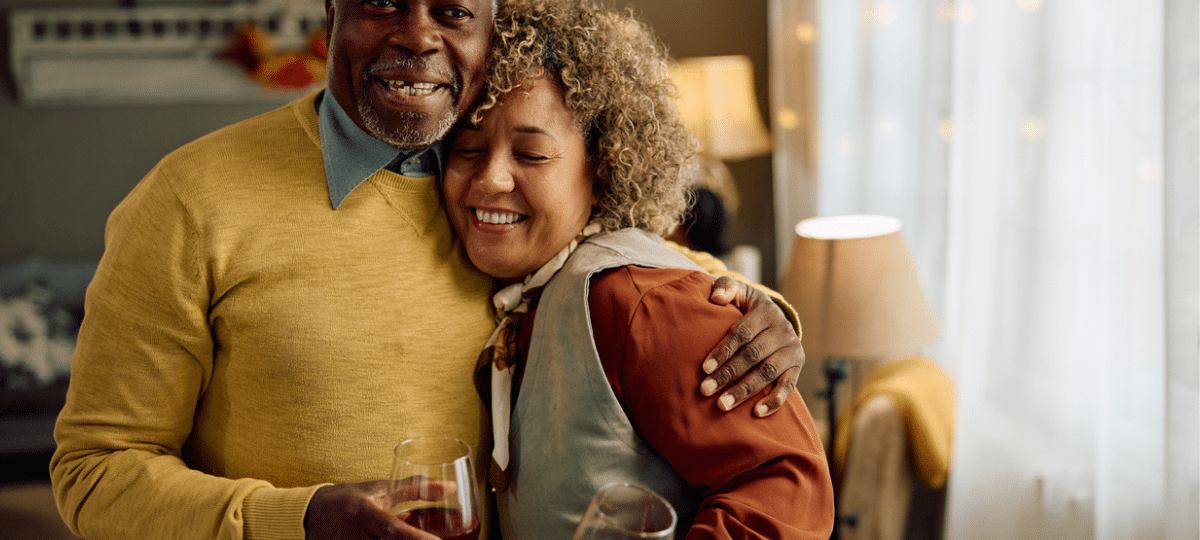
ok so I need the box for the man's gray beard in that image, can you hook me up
[357,55,463,150]
[357,100,459,150]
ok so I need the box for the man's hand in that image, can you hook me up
[701,276,805,417]
[305,479,453,540]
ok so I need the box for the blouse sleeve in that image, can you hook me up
[664,240,802,336]
[588,266,834,540]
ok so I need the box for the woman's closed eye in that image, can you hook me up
[516,152,551,163]
[513,141,559,163]
[453,146,485,157]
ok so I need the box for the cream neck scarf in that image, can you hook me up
[480,222,602,491]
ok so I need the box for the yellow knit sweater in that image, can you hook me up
[50,92,496,540]
[49,91,799,540]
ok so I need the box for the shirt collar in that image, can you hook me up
[317,92,445,209]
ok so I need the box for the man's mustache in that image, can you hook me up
[364,56,462,101]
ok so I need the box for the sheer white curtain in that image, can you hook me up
[769,1,1199,538]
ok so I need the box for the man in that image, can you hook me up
[49,2,805,540]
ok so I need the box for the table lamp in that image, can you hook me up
[670,55,773,215]
[779,215,940,453]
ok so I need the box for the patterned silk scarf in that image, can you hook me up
[479,222,602,492]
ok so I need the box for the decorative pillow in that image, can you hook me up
[0,284,80,392]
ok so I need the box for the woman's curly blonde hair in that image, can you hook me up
[470,0,699,236]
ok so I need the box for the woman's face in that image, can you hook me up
[443,76,597,281]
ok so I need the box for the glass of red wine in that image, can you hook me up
[388,437,482,540]
[571,482,677,540]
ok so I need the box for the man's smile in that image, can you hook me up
[384,80,440,96]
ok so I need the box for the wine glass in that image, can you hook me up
[571,482,678,540]
[388,437,482,540]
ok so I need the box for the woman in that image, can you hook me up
[442,1,835,538]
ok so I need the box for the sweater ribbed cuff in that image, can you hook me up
[242,484,327,540]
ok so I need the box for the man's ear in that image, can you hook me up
[325,0,335,40]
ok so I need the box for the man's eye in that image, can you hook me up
[364,0,397,8]
[441,7,471,19]
[518,153,549,162]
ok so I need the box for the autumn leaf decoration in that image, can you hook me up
[222,22,328,89]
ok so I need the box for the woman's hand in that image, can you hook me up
[305,479,451,540]
[702,277,805,417]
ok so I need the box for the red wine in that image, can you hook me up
[398,507,480,540]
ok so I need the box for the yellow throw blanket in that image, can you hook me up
[833,356,955,489]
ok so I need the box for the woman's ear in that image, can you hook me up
[590,184,601,215]
[587,172,601,210]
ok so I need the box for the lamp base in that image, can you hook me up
[820,357,849,447]
[820,357,850,540]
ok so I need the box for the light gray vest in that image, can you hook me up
[496,228,706,540]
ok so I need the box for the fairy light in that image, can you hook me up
[1136,161,1161,183]
[777,107,801,131]
[938,4,956,22]
[1017,0,1043,12]
[939,118,956,140]
[1021,116,1045,140]
[876,2,898,25]
[796,21,817,44]
[862,2,899,26]
[877,118,897,137]
[959,2,977,23]
[861,5,876,26]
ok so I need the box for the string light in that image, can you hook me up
[938,4,956,22]
[796,21,817,44]
[939,118,956,140]
[877,118,897,137]
[777,107,801,131]
[1021,116,1045,140]
[863,2,898,26]
[861,5,876,26]
[1017,0,1043,12]
[1137,161,1161,183]
[876,2,898,25]
[959,2,977,23]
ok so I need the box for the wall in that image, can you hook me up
[0,0,777,285]
[622,0,777,286]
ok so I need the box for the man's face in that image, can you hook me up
[325,0,493,150]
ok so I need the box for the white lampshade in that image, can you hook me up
[671,55,772,161]
[780,215,940,361]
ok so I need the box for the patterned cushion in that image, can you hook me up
[0,285,80,392]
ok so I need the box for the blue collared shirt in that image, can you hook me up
[316,92,445,209]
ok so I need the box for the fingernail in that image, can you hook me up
[700,378,717,396]
[702,358,718,374]
[719,394,735,411]
[755,403,769,417]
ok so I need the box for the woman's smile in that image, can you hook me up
[472,207,527,227]
[444,75,596,281]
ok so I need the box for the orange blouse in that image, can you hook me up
[521,265,835,540]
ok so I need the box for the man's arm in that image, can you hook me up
[667,240,805,416]
[54,156,446,540]
[51,164,318,540]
